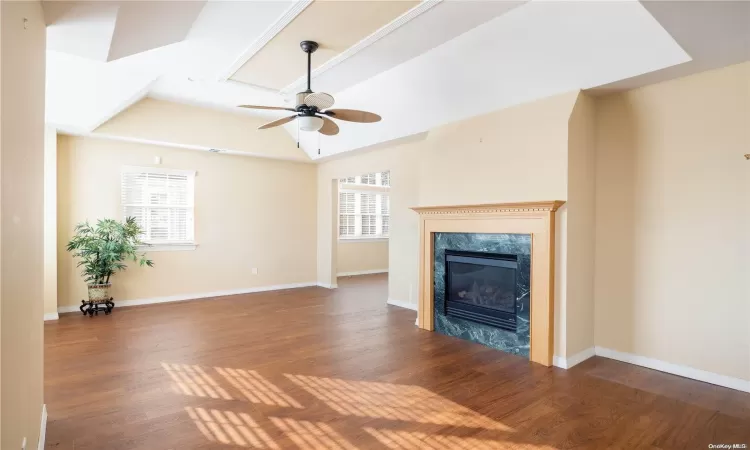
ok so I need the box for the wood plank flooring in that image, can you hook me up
[45,274,750,449]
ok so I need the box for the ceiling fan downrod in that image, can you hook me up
[300,40,318,93]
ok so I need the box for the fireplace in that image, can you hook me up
[414,202,564,366]
[444,250,518,332]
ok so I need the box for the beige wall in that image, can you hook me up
[595,62,750,381]
[337,241,389,275]
[57,135,318,308]
[417,92,577,207]
[565,92,597,356]
[95,98,309,162]
[0,1,46,448]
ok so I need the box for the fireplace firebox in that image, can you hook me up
[444,250,518,332]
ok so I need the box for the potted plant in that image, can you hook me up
[67,217,154,304]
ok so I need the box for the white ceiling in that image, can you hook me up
[44,0,749,161]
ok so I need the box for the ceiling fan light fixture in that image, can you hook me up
[298,115,324,132]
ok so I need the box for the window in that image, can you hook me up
[121,166,195,248]
[338,172,390,240]
[338,171,390,187]
[380,171,390,187]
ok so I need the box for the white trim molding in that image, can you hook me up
[38,404,48,450]
[57,282,319,313]
[139,243,197,252]
[337,269,388,277]
[317,282,338,289]
[281,0,443,94]
[338,238,389,244]
[553,347,595,369]
[44,313,59,321]
[220,0,314,81]
[595,346,750,393]
[387,298,417,311]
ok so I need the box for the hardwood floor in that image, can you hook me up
[45,274,750,449]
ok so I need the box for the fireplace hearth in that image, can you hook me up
[444,250,518,331]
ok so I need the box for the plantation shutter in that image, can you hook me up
[380,193,390,236]
[121,166,195,243]
[339,192,356,237]
[360,193,377,236]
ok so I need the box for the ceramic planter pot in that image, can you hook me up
[87,283,111,302]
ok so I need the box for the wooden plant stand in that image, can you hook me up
[80,298,115,316]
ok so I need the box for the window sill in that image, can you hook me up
[338,238,389,244]
[139,243,197,252]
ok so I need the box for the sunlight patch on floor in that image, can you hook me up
[185,406,280,449]
[161,362,232,400]
[285,374,511,430]
[365,428,555,450]
[270,417,357,450]
[216,367,303,408]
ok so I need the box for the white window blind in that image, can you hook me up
[338,190,390,239]
[121,166,195,244]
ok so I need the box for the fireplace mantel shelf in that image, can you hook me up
[411,201,565,215]
[411,200,565,366]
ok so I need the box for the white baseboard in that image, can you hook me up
[38,404,47,450]
[44,313,59,321]
[337,269,388,277]
[387,298,417,311]
[595,346,750,393]
[553,346,595,369]
[317,282,338,289]
[551,346,750,392]
[57,282,319,313]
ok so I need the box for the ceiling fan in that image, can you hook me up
[238,40,381,136]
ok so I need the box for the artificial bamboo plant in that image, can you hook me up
[67,217,154,300]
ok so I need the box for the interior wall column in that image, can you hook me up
[328,178,339,288]
[43,126,58,320]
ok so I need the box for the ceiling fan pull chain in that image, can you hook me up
[297,119,300,148]
[317,132,321,155]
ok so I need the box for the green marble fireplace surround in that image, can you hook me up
[434,232,532,357]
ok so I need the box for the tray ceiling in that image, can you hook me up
[229,0,418,90]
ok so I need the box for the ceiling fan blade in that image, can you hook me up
[304,92,335,110]
[239,105,296,112]
[319,116,339,136]
[258,115,298,130]
[323,109,381,123]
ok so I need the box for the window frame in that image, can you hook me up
[121,166,197,251]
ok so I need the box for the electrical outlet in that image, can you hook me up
[21,437,27,450]
[251,268,258,275]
